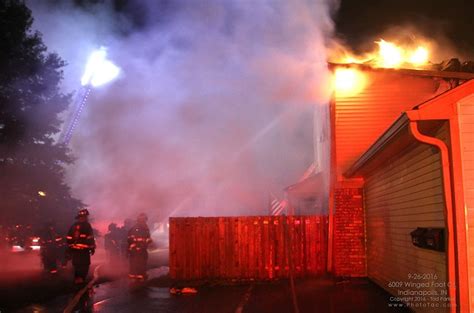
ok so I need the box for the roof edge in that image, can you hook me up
[328,62,474,80]
[284,172,323,192]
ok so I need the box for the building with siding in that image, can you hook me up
[287,65,451,216]
[326,64,453,283]
[336,67,474,312]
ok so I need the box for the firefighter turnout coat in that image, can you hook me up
[66,221,95,280]
[127,223,152,278]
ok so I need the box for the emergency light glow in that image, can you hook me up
[81,47,120,87]
[11,245,24,252]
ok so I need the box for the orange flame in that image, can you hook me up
[408,46,429,66]
[334,39,431,69]
[333,68,367,97]
[376,40,404,68]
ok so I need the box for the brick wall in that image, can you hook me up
[333,187,366,277]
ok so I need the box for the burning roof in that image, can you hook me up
[330,38,474,71]
[328,41,474,178]
[330,61,474,99]
[330,38,474,94]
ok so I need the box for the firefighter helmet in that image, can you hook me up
[137,213,148,223]
[108,223,117,231]
[76,208,90,219]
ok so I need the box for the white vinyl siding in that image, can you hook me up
[364,124,449,313]
[458,95,474,312]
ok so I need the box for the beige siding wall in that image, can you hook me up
[458,95,474,311]
[364,124,449,312]
[335,71,439,179]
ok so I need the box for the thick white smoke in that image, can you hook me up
[29,0,336,223]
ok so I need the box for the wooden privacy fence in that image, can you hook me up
[169,215,328,281]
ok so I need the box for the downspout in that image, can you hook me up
[408,120,457,313]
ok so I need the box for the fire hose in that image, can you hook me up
[63,264,101,313]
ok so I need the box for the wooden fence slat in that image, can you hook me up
[169,218,176,279]
[169,216,328,281]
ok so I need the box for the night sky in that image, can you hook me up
[71,0,474,57]
[336,0,474,57]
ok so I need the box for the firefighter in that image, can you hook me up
[127,213,152,281]
[39,222,62,274]
[66,209,95,284]
[120,218,134,258]
[57,232,68,268]
[9,224,25,248]
[104,223,121,263]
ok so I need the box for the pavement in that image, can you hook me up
[0,247,167,312]
[2,249,409,313]
[10,273,410,313]
[0,250,74,311]
[243,277,410,313]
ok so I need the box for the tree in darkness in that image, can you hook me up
[0,0,83,227]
